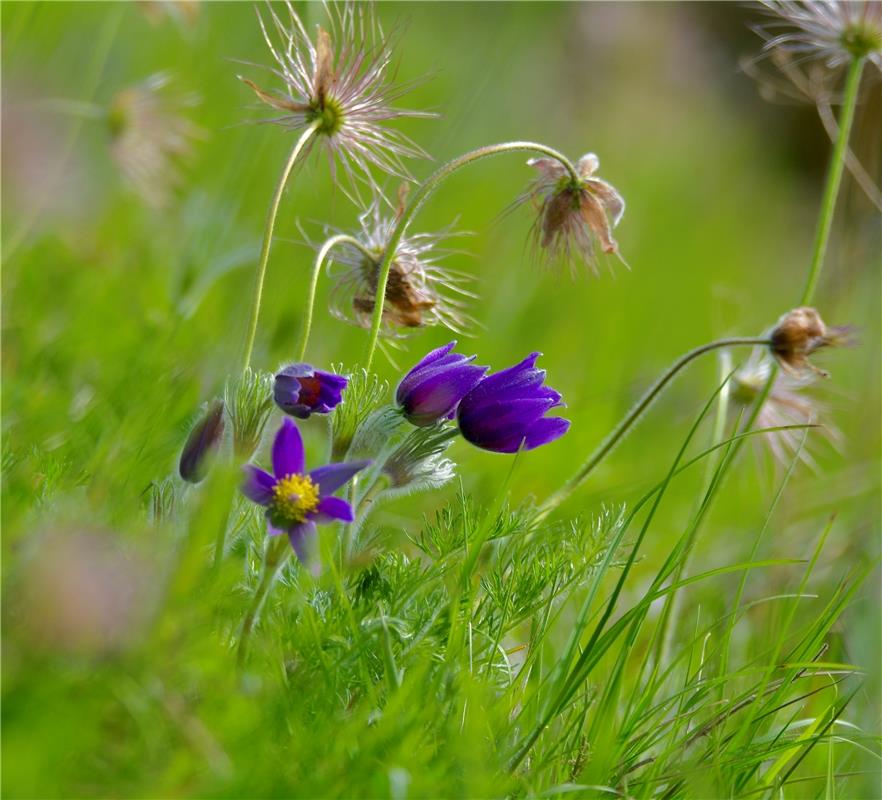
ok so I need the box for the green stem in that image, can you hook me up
[240,123,319,372]
[362,141,580,369]
[298,234,375,360]
[800,56,865,306]
[538,337,771,518]
[236,536,291,670]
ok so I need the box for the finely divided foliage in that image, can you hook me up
[4,2,880,799]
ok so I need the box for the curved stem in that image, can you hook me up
[538,336,771,518]
[362,141,579,369]
[236,536,291,670]
[240,123,319,372]
[800,56,864,306]
[298,234,375,360]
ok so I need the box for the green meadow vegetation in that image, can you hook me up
[2,3,880,798]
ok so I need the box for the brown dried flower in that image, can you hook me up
[769,306,853,377]
[524,153,626,274]
[327,203,476,336]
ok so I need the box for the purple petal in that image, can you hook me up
[396,351,469,405]
[523,416,571,450]
[242,466,276,505]
[272,418,305,477]
[400,364,488,425]
[312,495,354,523]
[266,515,286,536]
[459,398,553,441]
[287,520,316,563]
[309,460,371,495]
[410,341,457,372]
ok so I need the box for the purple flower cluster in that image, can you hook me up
[240,346,568,560]
[397,342,570,453]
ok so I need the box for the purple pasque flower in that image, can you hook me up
[242,418,369,561]
[456,353,570,453]
[396,341,488,427]
[273,363,348,419]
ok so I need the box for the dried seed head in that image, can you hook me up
[754,1,882,74]
[769,306,853,377]
[108,72,203,208]
[730,350,839,470]
[241,1,433,200]
[523,153,626,275]
[327,203,477,337]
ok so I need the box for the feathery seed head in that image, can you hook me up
[241,1,433,199]
[327,203,477,336]
[755,1,882,73]
[107,73,203,207]
[731,350,839,469]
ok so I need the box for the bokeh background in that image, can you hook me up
[3,2,880,797]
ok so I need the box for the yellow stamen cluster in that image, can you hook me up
[271,473,320,524]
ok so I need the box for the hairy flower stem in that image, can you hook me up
[240,123,319,373]
[236,536,291,670]
[801,55,865,306]
[362,142,580,369]
[538,337,771,518]
[298,234,376,360]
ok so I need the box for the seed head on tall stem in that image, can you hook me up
[326,202,477,336]
[522,152,626,275]
[755,1,882,73]
[241,0,433,199]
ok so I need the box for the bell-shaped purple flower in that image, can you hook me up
[241,419,369,562]
[456,353,570,453]
[273,363,348,419]
[396,342,488,427]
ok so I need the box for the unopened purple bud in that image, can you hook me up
[457,353,570,453]
[396,342,488,427]
[179,399,225,483]
[273,363,348,419]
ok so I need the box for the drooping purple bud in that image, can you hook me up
[179,399,226,483]
[456,353,570,453]
[273,363,348,419]
[396,342,488,427]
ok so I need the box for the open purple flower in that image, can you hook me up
[456,353,570,453]
[396,342,488,427]
[274,363,348,419]
[242,419,369,561]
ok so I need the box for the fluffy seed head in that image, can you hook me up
[731,350,839,469]
[523,153,626,275]
[108,72,203,207]
[754,1,882,73]
[241,1,432,199]
[327,203,477,336]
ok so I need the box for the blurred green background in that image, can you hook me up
[2,2,880,797]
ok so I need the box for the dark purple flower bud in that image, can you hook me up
[179,399,225,483]
[273,363,348,419]
[456,353,570,453]
[396,342,488,427]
